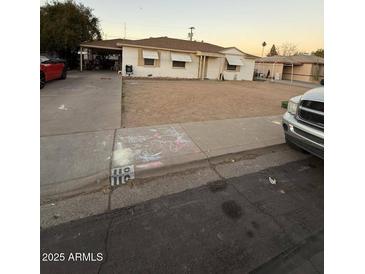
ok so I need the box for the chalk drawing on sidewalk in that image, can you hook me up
[113,148,134,166]
[146,126,192,153]
[58,104,68,111]
[112,126,197,170]
[138,151,162,162]
[136,161,163,169]
[126,135,148,143]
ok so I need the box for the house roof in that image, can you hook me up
[81,37,256,57]
[255,55,324,65]
[220,47,258,59]
[119,37,225,53]
[289,55,324,64]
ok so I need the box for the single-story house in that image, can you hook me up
[255,55,324,83]
[80,37,257,80]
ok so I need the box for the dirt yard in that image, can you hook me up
[122,79,308,127]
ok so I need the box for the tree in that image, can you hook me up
[278,42,298,56]
[261,41,267,57]
[267,44,278,56]
[40,0,101,68]
[312,49,324,58]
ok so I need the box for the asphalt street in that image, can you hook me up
[41,157,323,274]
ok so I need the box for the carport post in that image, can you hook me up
[80,47,83,72]
[198,56,202,79]
[201,56,206,80]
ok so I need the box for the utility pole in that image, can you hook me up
[124,22,126,39]
[188,27,195,41]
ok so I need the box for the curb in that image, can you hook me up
[119,143,287,182]
[40,143,286,203]
[40,171,110,204]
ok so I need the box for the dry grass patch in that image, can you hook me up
[122,79,307,127]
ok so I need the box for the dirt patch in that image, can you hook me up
[122,79,307,127]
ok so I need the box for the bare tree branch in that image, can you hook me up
[278,42,298,56]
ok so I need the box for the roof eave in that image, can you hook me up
[116,43,197,53]
[79,44,122,50]
[196,51,224,57]
[244,55,258,59]
[255,60,302,65]
[220,47,245,54]
[219,47,258,59]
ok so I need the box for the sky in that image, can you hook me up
[41,0,323,56]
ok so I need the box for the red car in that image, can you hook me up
[40,56,67,89]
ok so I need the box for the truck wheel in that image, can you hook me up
[40,72,46,89]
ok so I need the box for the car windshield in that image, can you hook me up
[40,56,49,64]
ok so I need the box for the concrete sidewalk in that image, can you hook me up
[41,115,284,201]
[111,115,284,180]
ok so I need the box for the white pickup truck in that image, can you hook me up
[282,87,324,159]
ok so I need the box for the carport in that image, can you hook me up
[255,55,324,84]
[79,39,124,72]
[255,56,299,83]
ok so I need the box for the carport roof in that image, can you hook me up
[255,55,324,65]
[80,37,256,57]
[80,38,130,50]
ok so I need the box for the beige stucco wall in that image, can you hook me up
[318,64,324,81]
[122,46,255,81]
[282,63,324,83]
[122,47,199,78]
[220,48,255,81]
[222,58,255,81]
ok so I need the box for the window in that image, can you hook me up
[225,55,243,71]
[227,64,237,71]
[144,58,155,66]
[172,61,186,68]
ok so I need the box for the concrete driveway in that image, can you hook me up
[41,71,122,201]
[41,71,122,136]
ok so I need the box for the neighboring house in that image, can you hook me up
[80,37,257,80]
[255,55,324,83]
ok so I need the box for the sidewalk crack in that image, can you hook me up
[179,124,233,181]
[120,77,125,128]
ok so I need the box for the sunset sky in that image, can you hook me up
[41,0,323,56]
